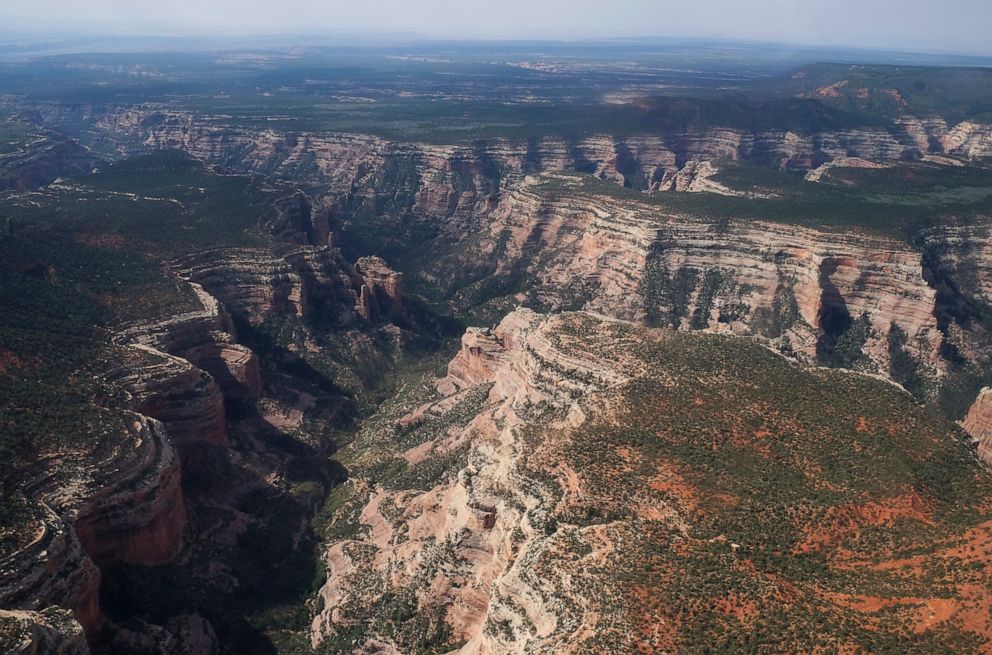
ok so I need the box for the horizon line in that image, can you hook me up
[0,29,990,62]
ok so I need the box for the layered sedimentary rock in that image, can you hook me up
[448,186,944,377]
[643,218,943,372]
[173,249,307,323]
[266,190,335,246]
[355,256,404,320]
[116,282,262,402]
[962,388,992,467]
[72,418,186,569]
[938,121,992,159]
[109,349,229,449]
[25,104,992,215]
[0,416,185,635]
[312,309,992,653]
[310,310,634,652]
[173,246,405,327]
[438,327,511,393]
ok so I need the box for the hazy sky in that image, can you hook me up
[3,0,992,55]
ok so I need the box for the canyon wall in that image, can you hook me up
[0,276,271,642]
[0,415,185,636]
[173,245,406,327]
[21,104,992,214]
[33,105,982,392]
[963,388,992,467]
[436,186,946,380]
[310,309,636,653]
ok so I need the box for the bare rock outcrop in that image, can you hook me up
[173,249,307,324]
[357,256,404,313]
[456,187,944,379]
[310,310,636,653]
[117,281,262,402]
[174,246,405,327]
[109,350,229,449]
[31,104,992,218]
[962,387,992,467]
[0,416,185,635]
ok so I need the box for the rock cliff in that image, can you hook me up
[0,415,185,635]
[24,104,992,210]
[310,309,992,653]
[963,388,992,467]
[430,185,947,382]
[310,309,635,653]
[173,246,405,327]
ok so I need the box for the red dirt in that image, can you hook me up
[631,583,680,654]
[713,594,759,625]
[648,460,700,513]
[796,492,933,555]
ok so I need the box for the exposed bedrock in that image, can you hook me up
[918,222,992,355]
[117,281,262,402]
[173,245,406,327]
[26,104,992,210]
[0,415,185,636]
[455,188,946,379]
[962,388,992,467]
[310,309,631,652]
[109,350,229,449]
[73,419,187,570]
[355,255,404,320]
[267,190,336,247]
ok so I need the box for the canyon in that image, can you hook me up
[2,46,992,655]
[309,309,992,653]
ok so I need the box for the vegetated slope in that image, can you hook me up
[3,50,992,655]
[0,148,452,654]
[311,310,992,654]
[781,63,992,122]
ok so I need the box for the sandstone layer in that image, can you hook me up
[22,104,992,215]
[963,388,992,467]
[311,309,992,653]
[438,185,947,381]
[0,415,185,636]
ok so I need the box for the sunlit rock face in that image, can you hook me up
[40,104,992,207]
[963,387,992,467]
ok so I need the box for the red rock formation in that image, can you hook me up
[45,104,992,211]
[74,420,187,568]
[437,327,509,393]
[310,310,636,652]
[354,284,376,322]
[356,256,404,316]
[113,350,229,448]
[457,187,945,377]
[118,282,262,401]
[0,416,186,636]
[962,388,992,467]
